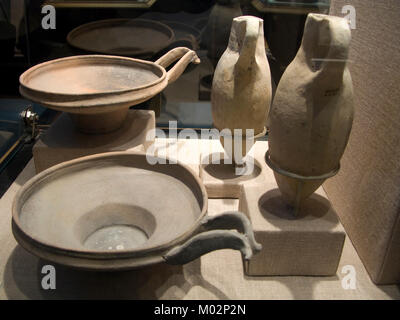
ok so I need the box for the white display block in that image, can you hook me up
[240,183,346,276]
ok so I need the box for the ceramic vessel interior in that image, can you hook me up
[14,153,202,250]
[12,153,204,267]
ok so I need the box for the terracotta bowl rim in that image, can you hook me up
[19,54,168,98]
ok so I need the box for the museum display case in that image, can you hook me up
[0,0,399,301]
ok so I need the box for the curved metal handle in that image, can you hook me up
[163,211,261,265]
[155,47,200,84]
[199,211,261,252]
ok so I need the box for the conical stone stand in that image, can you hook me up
[264,150,341,216]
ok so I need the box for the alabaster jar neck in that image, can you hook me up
[228,16,264,54]
[300,14,351,72]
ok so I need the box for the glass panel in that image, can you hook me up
[0,0,331,172]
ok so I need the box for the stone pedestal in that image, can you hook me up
[240,184,345,276]
[33,109,155,173]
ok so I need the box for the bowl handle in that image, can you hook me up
[155,47,200,84]
[163,211,261,265]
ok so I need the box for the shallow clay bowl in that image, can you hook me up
[19,47,200,133]
[67,19,174,58]
[162,21,201,44]
[12,152,260,271]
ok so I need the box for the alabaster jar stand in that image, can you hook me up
[199,129,268,198]
[264,150,340,216]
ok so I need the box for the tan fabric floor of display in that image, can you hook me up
[0,139,399,299]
